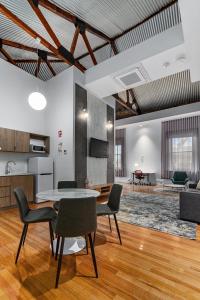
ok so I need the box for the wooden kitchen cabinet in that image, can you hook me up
[15,131,30,153]
[10,175,34,205]
[0,175,34,208]
[0,177,11,208]
[0,128,15,152]
[0,177,11,187]
[0,127,50,154]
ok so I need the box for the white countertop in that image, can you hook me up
[0,172,35,177]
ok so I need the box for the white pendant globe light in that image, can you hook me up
[28,92,47,111]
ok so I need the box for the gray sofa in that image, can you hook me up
[180,191,200,223]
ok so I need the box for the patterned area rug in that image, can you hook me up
[118,192,197,239]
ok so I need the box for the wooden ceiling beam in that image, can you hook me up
[27,0,61,48]
[0,3,85,72]
[77,1,178,66]
[126,90,130,104]
[1,39,56,57]
[38,0,112,43]
[15,59,63,63]
[45,59,56,76]
[70,26,80,55]
[35,57,41,76]
[129,89,141,114]
[81,31,97,65]
[113,94,137,115]
[116,110,135,120]
[110,40,118,55]
[36,49,56,76]
[0,47,16,65]
[76,41,108,61]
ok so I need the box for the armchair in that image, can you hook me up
[171,171,189,185]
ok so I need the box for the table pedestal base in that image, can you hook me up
[52,236,86,256]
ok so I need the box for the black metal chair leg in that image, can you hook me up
[108,215,112,232]
[55,236,65,288]
[55,235,60,260]
[22,224,28,246]
[113,214,122,245]
[49,221,54,256]
[88,233,98,278]
[85,235,88,254]
[93,231,96,245]
[15,224,27,264]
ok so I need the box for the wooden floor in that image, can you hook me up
[1,185,200,299]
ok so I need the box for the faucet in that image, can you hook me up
[5,161,16,175]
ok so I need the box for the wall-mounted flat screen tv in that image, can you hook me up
[89,138,109,158]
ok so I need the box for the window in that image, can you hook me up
[169,136,193,172]
[115,128,126,177]
[161,117,200,180]
[115,144,122,175]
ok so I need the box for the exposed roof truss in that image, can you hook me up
[0,0,180,117]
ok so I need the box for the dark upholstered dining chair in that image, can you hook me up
[14,187,57,264]
[53,181,77,211]
[53,180,89,255]
[57,181,77,189]
[53,197,97,288]
[95,184,123,244]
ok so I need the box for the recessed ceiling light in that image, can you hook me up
[176,55,186,63]
[163,62,170,68]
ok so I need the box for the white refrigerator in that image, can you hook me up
[28,157,54,203]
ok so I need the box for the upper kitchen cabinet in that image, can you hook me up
[0,128,15,152]
[0,127,49,154]
[15,131,30,153]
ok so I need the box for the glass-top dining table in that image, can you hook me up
[36,188,100,255]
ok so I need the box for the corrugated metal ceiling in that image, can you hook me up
[50,0,174,37]
[133,70,200,113]
[80,1,180,69]
[0,0,179,80]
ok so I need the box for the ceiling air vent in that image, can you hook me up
[115,68,146,88]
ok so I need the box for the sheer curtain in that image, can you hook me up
[161,116,200,181]
[168,131,198,179]
[115,129,126,177]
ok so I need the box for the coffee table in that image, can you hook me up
[163,183,186,192]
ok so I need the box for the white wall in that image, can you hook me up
[0,59,46,133]
[126,119,161,179]
[0,59,47,173]
[0,60,111,185]
[45,67,74,187]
